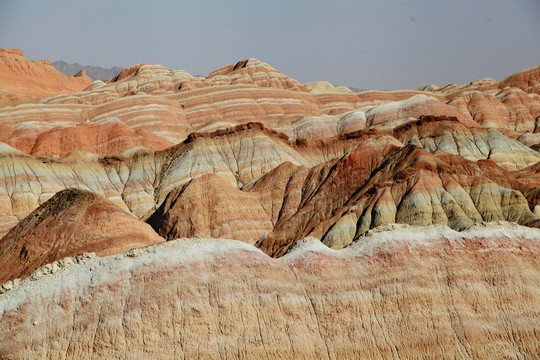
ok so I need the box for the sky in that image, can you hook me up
[1,0,539,90]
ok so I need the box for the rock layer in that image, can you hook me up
[1,119,539,253]
[0,223,538,359]
[1,51,449,156]
[147,173,273,244]
[1,55,540,358]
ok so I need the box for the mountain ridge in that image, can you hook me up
[51,60,123,81]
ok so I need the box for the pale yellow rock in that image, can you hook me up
[305,81,354,94]
[370,187,397,227]
[322,213,357,249]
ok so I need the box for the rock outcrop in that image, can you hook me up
[6,119,172,158]
[305,81,354,94]
[254,139,538,256]
[1,51,448,156]
[0,223,538,359]
[206,58,309,92]
[1,118,539,252]
[393,115,540,171]
[435,65,540,133]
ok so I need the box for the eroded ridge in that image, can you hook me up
[1,222,539,359]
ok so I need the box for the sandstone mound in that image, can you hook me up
[207,58,309,91]
[1,56,540,357]
[365,94,480,128]
[0,188,164,283]
[0,54,540,259]
[0,51,452,157]
[305,81,354,94]
[0,121,351,238]
[0,223,538,358]
[434,64,540,133]
[0,118,538,256]
[148,173,273,244]
[448,88,540,132]
[498,64,540,94]
[6,119,172,158]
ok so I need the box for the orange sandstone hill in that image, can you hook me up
[0,48,92,105]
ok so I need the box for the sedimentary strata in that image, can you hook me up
[0,223,538,359]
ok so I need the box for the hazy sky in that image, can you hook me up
[1,0,539,90]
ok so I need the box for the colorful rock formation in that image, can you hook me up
[0,49,540,358]
[0,223,538,359]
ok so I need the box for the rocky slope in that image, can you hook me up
[428,65,540,135]
[0,188,164,283]
[0,119,539,253]
[1,52,448,157]
[0,223,538,359]
[0,48,92,105]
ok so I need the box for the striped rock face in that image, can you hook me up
[0,223,538,359]
[1,120,540,250]
[434,65,540,135]
[393,115,540,171]
[255,140,540,256]
[0,123,367,238]
[1,52,447,157]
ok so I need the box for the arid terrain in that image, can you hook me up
[0,47,539,359]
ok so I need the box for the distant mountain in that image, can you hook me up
[52,60,123,81]
[347,86,368,93]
